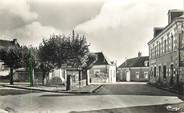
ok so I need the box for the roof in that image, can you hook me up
[148,9,184,45]
[119,56,149,68]
[168,9,184,13]
[93,52,111,65]
[0,39,15,47]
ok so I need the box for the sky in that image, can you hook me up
[0,0,183,65]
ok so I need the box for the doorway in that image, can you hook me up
[163,65,166,79]
[126,71,130,82]
[158,66,161,82]
[170,64,174,85]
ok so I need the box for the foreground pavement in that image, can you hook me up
[0,82,183,113]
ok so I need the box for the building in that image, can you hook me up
[117,52,149,82]
[148,9,184,89]
[88,52,116,83]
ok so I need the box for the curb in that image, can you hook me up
[91,85,103,93]
[0,84,103,94]
[0,84,68,93]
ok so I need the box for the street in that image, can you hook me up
[0,83,182,113]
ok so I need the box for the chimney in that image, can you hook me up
[12,39,17,44]
[168,9,184,24]
[138,52,142,58]
[153,27,164,37]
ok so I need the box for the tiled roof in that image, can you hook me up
[93,52,110,65]
[0,39,19,48]
[0,39,14,48]
[119,56,149,68]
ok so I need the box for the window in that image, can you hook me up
[144,72,148,79]
[171,35,174,51]
[164,39,166,53]
[174,36,177,50]
[161,38,164,54]
[149,46,151,59]
[154,46,156,58]
[158,42,161,56]
[181,31,184,48]
[144,61,148,67]
[167,37,170,52]
[136,72,139,79]
[157,42,159,56]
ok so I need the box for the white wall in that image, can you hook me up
[108,65,116,83]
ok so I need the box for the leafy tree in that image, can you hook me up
[39,31,96,69]
[22,46,39,70]
[38,40,55,85]
[21,46,41,86]
[0,46,25,85]
[83,53,97,70]
[38,31,97,86]
[38,62,54,85]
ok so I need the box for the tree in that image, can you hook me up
[22,46,40,86]
[0,46,25,85]
[21,46,39,69]
[38,31,97,86]
[38,62,54,85]
[82,53,97,85]
[82,53,97,70]
[38,40,55,85]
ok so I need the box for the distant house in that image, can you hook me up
[0,39,19,77]
[117,52,149,82]
[88,52,116,83]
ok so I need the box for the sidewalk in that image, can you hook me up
[147,83,181,96]
[148,83,184,112]
[0,83,102,94]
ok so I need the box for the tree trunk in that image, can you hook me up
[79,70,81,87]
[9,68,14,85]
[85,70,89,86]
[42,72,46,86]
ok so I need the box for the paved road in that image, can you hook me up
[0,82,182,113]
[94,83,176,96]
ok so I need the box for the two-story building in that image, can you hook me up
[148,9,184,89]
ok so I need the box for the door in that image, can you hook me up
[170,65,174,85]
[158,66,161,82]
[126,71,130,82]
[163,65,166,79]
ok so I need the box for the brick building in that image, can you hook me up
[117,52,149,82]
[148,9,184,89]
